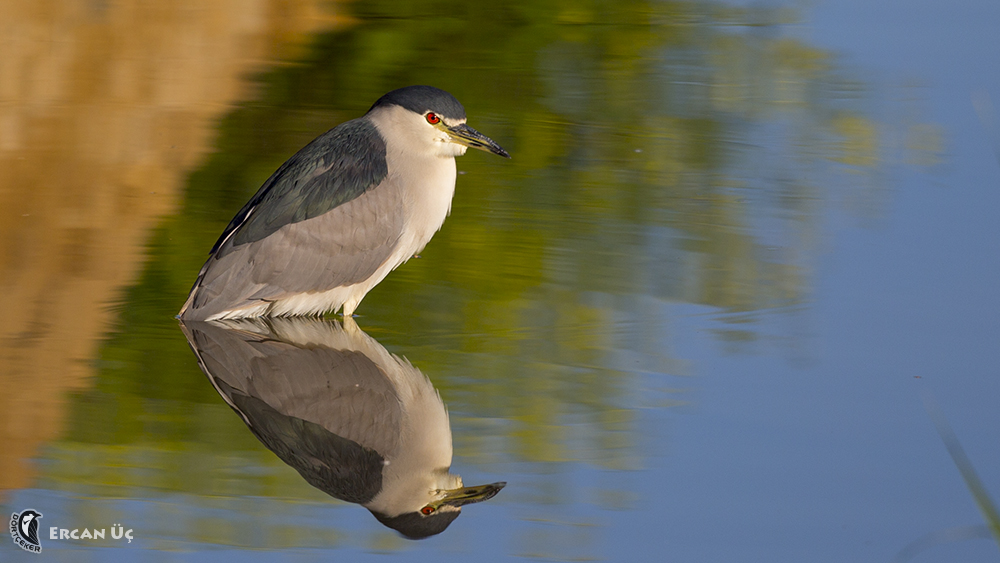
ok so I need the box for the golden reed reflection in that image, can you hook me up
[0,0,347,495]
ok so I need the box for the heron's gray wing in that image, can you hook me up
[181,188,407,320]
[179,318,406,503]
[195,184,406,312]
[211,117,388,256]
[184,118,400,318]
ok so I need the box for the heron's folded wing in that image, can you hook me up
[212,117,388,256]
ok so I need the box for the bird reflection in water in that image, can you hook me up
[178,317,505,539]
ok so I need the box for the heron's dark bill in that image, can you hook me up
[446,124,510,158]
[440,481,507,508]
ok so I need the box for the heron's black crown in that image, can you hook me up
[369,85,467,121]
[371,509,461,540]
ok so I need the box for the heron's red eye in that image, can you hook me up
[425,112,440,125]
[421,506,435,515]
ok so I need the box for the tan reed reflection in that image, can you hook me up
[0,0,347,495]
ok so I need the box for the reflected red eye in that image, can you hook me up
[421,506,435,515]
[425,112,440,124]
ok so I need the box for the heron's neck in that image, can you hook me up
[365,375,456,517]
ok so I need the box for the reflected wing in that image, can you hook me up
[214,377,385,504]
[179,318,407,504]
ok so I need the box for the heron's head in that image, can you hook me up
[369,470,506,539]
[367,85,510,160]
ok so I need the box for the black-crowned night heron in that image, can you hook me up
[178,85,509,321]
[179,317,505,539]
